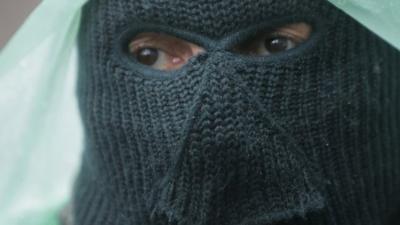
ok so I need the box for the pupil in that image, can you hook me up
[136,48,158,65]
[265,37,289,53]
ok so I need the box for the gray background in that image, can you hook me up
[0,0,41,49]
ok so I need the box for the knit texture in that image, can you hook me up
[71,0,400,224]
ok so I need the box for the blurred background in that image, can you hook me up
[0,0,41,49]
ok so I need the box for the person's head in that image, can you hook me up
[71,0,400,225]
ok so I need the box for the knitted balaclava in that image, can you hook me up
[71,0,400,224]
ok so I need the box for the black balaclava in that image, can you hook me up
[71,0,400,224]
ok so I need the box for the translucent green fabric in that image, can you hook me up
[0,0,398,224]
[0,0,87,224]
[328,0,400,51]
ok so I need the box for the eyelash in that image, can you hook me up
[130,42,176,57]
[268,31,304,43]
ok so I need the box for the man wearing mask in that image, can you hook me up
[2,0,399,225]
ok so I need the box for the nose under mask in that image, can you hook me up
[70,0,400,225]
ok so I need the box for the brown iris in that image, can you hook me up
[135,48,159,66]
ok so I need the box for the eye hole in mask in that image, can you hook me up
[128,22,312,71]
[233,22,312,56]
[129,32,205,71]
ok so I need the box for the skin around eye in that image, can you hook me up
[129,32,204,71]
[234,22,312,56]
[128,23,311,71]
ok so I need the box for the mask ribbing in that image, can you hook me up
[70,0,400,225]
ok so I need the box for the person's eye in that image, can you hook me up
[260,33,298,54]
[233,22,312,56]
[133,47,182,70]
[128,32,204,71]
